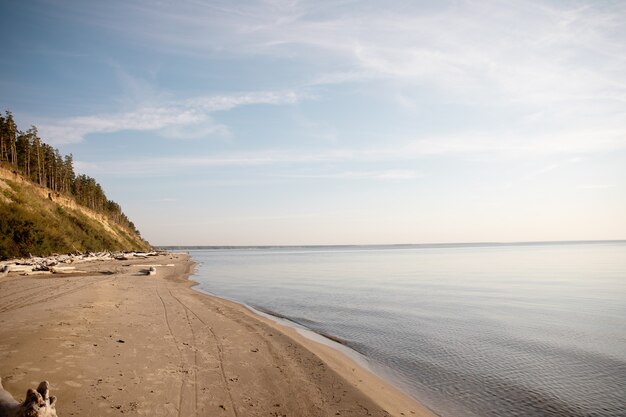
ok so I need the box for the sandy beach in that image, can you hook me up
[0,253,435,417]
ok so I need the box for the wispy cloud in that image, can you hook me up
[579,184,614,190]
[521,164,560,181]
[39,90,303,144]
[75,126,626,178]
[56,2,626,93]
[32,1,626,157]
[404,130,626,156]
[91,1,626,100]
[280,170,421,181]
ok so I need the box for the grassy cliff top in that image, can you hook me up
[0,167,150,260]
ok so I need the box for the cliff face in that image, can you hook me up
[0,167,150,259]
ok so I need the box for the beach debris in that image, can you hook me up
[0,250,167,277]
[23,270,53,276]
[114,251,159,260]
[0,378,58,417]
[138,266,157,276]
[48,266,76,274]
[4,265,34,273]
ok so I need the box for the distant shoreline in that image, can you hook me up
[158,238,626,251]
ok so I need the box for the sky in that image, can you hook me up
[1,0,625,245]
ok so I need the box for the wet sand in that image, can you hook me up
[0,253,435,417]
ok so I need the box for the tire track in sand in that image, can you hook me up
[0,280,59,301]
[167,289,239,417]
[0,279,69,306]
[155,287,186,417]
[0,277,113,314]
[179,295,199,417]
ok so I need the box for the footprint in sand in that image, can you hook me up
[64,381,82,387]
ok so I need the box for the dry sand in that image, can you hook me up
[0,254,436,417]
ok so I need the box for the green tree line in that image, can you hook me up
[0,110,140,234]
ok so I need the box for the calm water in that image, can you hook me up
[188,242,626,417]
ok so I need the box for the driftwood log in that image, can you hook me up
[0,251,164,277]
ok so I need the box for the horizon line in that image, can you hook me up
[156,239,626,250]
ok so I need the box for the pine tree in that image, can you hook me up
[1,109,139,233]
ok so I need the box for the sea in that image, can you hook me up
[180,241,626,417]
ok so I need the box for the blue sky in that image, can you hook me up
[1,0,625,245]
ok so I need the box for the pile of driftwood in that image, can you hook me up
[0,251,162,276]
